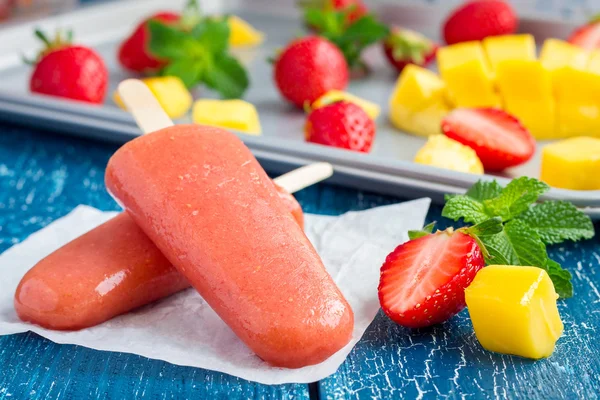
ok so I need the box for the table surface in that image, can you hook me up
[1,123,600,400]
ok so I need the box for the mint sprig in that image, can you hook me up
[440,177,595,298]
[148,18,249,98]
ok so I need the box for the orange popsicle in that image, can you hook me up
[14,184,304,331]
[105,125,354,368]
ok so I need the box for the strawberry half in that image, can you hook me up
[382,27,437,73]
[568,16,600,50]
[441,108,536,172]
[378,229,484,329]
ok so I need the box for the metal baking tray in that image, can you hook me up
[0,0,598,213]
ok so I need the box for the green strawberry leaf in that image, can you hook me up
[483,177,550,221]
[465,180,503,202]
[408,222,436,240]
[517,201,595,245]
[203,53,249,99]
[192,17,230,54]
[546,259,573,298]
[148,20,202,60]
[442,195,489,224]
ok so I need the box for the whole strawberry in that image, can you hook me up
[383,27,437,73]
[118,11,180,73]
[305,101,375,152]
[29,30,108,104]
[443,0,517,45]
[378,229,484,328]
[274,36,349,108]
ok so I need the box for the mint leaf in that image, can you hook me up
[161,58,204,87]
[466,217,503,237]
[333,15,389,67]
[518,201,594,245]
[193,18,230,54]
[442,196,489,224]
[503,219,549,268]
[465,180,503,202]
[483,177,549,221]
[480,232,519,265]
[148,20,201,60]
[408,222,435,240]
[203,53,249,99]
[546,259,573,298]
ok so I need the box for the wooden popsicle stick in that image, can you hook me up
[273,162,334,194]
[117,78,333,193]
[117,79,174,134]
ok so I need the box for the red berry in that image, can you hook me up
[378,230,484,329]
[382,27,438,73]
[441,108,536,172]
[274,36,349,108]
[443,0,517,45]
[305,101,375,153]
[118,12,180,73]
[331,0,368,25]
[568,20,600,50]
[30,45,108,104]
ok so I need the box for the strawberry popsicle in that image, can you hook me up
[14,184,304,331]
[105,125,354,368]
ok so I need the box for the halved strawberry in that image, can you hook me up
[378,229,484,328]
[382,27,438,73]
[441,108,536,172]
[568,16,600,50]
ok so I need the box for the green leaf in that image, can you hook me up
[466,217,503,238]
[203,53,249,99]
[480,232,519,265]
[465,180,503,202]
[483,177,550,221]
[147,20,202,60]
[546,259,573,298]
[192,18,230,55]
[161,58,205,88]
[518,201,595,245]
[442,196,489,224]
[408,222,435,240]
[503,219,549,268]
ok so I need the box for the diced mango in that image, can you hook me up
[388,65,450,137]
[466,265,563,359]
[554,67,600,138]
[437,41,501,108]
[192,99,261,135]
[540,39,589,73]
[414,135,484,174]
[228,15,264,47]
[587,50,600,73]
[113,76,192,119]
[495,60,555,139]
[312,90,380,120]
[541,137,600,190]
[483,34,536,72]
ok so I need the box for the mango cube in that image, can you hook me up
[541,137,600,190]
[192,99,261,135]
[414,135,483,174]
[465,265,563,359]
[483,34,536,72]
[113,76,192,119]
[388,65,450,137]
[312,90,380,120]
[228,15,264,47]
[437,41,501,108]
[540,39,589,74]
[496,60,555,139]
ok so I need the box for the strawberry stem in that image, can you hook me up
[34,29,51,48]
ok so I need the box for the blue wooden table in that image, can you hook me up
[1,123,600,399]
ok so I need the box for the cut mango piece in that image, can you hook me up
[483,34,536,72]
[228,15,264,47]
[192,99,261,135]
[554,67,600,138]
[388,65,450,137]
[540,39,589,73]
[465,265,563,359]
[414,135,483,174]
[541,137,600,190]
[496,60,555,139]
[113,76,192,119]
[437,41,501,108]
[312,90,380,120]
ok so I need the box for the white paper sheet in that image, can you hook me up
[0,199,430,384]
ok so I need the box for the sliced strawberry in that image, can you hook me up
[441,108,536,172]
[382,27,437,73]
[378,230,484,328]
[568,18,600,50]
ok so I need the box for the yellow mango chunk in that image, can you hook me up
[312,90,380,120]
[388,65,450,137]
[414,135,483,174]
[228,15,264,47]
[541,136,600,190]
[465,265,563,359]
[113,76,192,119]
[483,34,536,72]
[192,99,261,135]
[437,41,501,108]
[554,68,600,138]
[540,39,589,73]
[496,60,555,139]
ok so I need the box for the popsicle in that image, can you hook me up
[105,124,353,368]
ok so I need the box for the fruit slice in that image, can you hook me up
[414,135,484,174]
[442,108,536,171]
[465,265,563,359]
[388,65,450,137]
[539,39,590,81]
[437,41,501,108]
[568,18,600,50]
[541,136,600,190]
[495,60,555,139]
[378,230,484,328]
[114,76,192,119]
[312,90,380,120]
[228,15,264,47]
[192,99,261,135]
[482,34,536,72]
